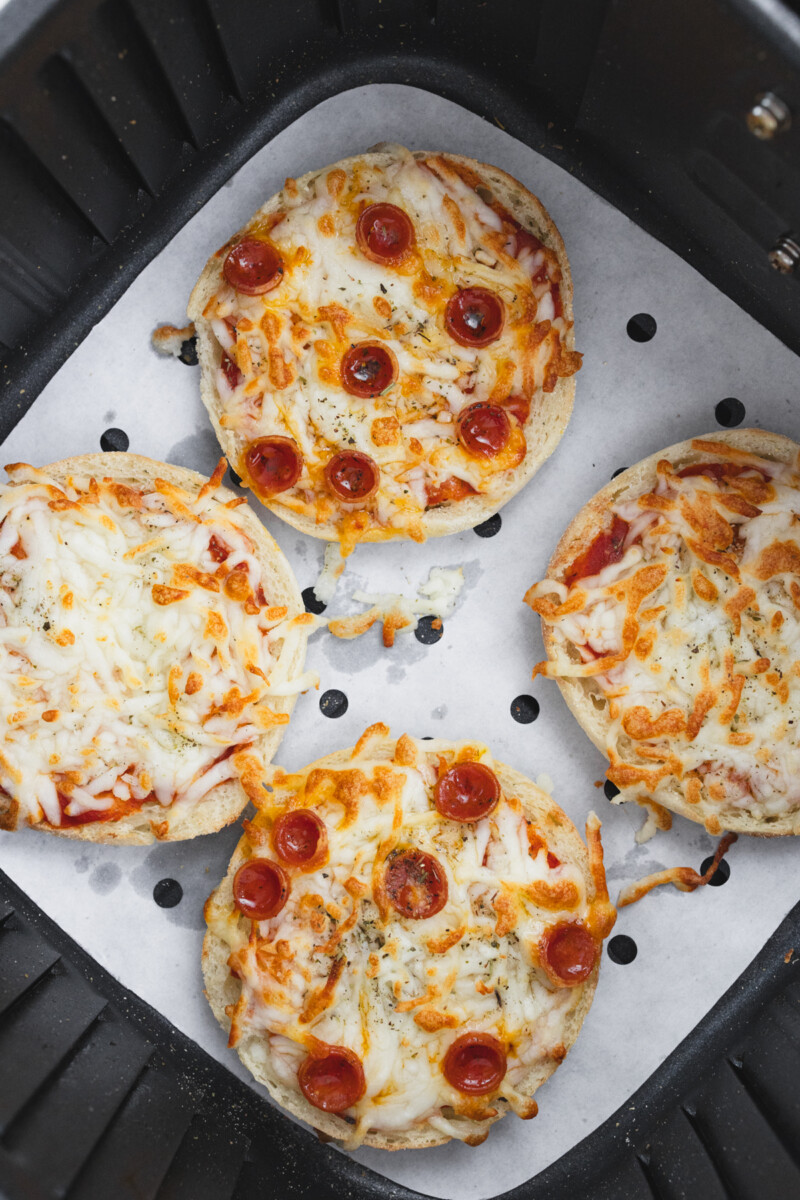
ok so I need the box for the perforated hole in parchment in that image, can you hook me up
[153,878,183,908]
[100,427,129,452]
[626,313,657,342]
[715,397,746,427]
[319,689,348,718]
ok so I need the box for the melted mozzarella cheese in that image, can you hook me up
[0,464,314,830]
[208,734,593,1143]
[324,566,465,646]
[203,149,579,543]
[529,443,800,826]
[352,565,464,623]
[312,542,348,605]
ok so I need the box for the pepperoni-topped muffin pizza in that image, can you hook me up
[526,429,800,837]
[189,145,580,551]
[203,726,614,1149]
[0,454,313,843]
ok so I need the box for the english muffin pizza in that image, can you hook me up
[0,454,314,843]
[203,725,615,1149]
[526,429,800,836]
[189,144,580,551]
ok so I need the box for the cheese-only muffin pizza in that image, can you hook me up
[0,454,315,843]
[189,144,580,552]
[526,430,800,836]
[203,726,615,1149]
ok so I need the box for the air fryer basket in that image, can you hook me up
[1,2,800,1198]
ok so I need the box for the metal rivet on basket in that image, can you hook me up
[746,91,791,140]
[769,233,800,275]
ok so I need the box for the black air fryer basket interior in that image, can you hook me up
[2,1,800,1198]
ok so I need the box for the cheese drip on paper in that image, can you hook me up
[0,463,314,831]
[312,541,465,647]
[207,731,610,1146]
[326,565,465,647]
[528,439,800,830]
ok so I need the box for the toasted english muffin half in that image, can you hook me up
[0,453,313,843]
[526,428,800,837]
[203,726,614,1150]
[189,145,579,551]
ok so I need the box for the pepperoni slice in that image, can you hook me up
[232,859,289,920]
[425,476,477,507]
[208,534,230,563]
[223,238,284,295]
[445,288,504,348]
[341,343,397,398]
[384,849,447,919]
[244,437,302,496]
[539,922,597,986]
[325,451,379,503]
[564,514,629,586]
[435,762,501,822]
[298,1046,366,1113]
[356,203,414,264]
[221,354,243,391]
[443,1033,507,1095]
[456,403,511,458]
[272,809,327,869]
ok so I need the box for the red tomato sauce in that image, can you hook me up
[565,515,630,586]
[502,395,531,425]
[425,477,477,508]
[678,462,771,483]
[55,789,152,828]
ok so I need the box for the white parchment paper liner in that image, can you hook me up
[1,84,799,1200]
